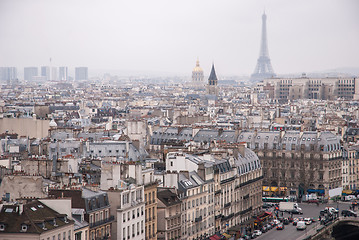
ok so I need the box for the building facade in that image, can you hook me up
[144,182,158,240]
[263,76,358,101]
[243,130,342,198]
[75,67,88,81]
[24,67,38,81]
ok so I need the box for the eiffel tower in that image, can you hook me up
[251,12,276,82]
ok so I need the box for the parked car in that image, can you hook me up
[253,230,262,236]
[276,223,285,230]
[325,207,339,214]
[263,203,272,209]
[290,209,303,215]
[296,221,307,230]
[273,219,280,225]
[341,209,357,217]
[261,226,267,233]
[266,223,273,230]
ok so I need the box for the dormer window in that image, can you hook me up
[53,219,58,226]
[21,224,28,232]
[64,216,68,223]
[0,223,5,231]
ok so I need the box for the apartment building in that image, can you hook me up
[178,171,215,240]
[0,200,74,240]
[242,130,342,198]
[157,188,182,240]
[263,76,358,101]
[49,188,114,240]
[144,181,158,240]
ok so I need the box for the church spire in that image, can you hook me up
[208,63,218,83]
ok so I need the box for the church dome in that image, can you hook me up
[192,59,203,72]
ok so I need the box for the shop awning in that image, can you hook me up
[222,233,232,239]
[307,189,325,194]
[209,235,221,240]
[262,186,279,192]
[342,190,353,195]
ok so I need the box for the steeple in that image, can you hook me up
[208,63,218,85]
[207,63,218,96]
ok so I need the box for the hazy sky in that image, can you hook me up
[1,0,358,76]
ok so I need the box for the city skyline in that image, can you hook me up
[0,0,359,76]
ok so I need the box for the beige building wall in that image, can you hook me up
[0,118,50,138]
[0,175,47,201]
[145,182,158,240]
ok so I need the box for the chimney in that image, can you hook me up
[218,128,224,137]
[179,170,189,179]
[238,143,246,157]
[197,163,205,181]
[234,126,240,140]
[19,203,23,215]
[125,142,129,159]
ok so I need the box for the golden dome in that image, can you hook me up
[192,59,203,72]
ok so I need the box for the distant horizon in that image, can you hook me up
[1,0,358,76]
[6,65,359,80]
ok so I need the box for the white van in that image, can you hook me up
[296,221,307,230]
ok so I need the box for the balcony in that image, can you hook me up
[239,206,253,215]
[215,214,222,220]
[90,216,115,228]
[215,189,222,195]
[221,213,234,221]
[224,202,231,208]
[195,216,202,222]
[221,176,236,184]
[239,176,264,187]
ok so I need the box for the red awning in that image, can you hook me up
[210,235,222,240]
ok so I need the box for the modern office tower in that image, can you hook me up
[75,67,88,80]
[51,67,57,81]
[0,67,17,82]
[24,67,38,81]
[251,12,276,82]
[41,66,51,80]
[59,66,68,81]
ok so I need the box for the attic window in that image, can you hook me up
[4,208,13,213]
[30,207,37,211]
[0,224,4,231]
[38,205,44,208]
[21,224,28,232]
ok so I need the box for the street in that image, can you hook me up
[255,201,356,240]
